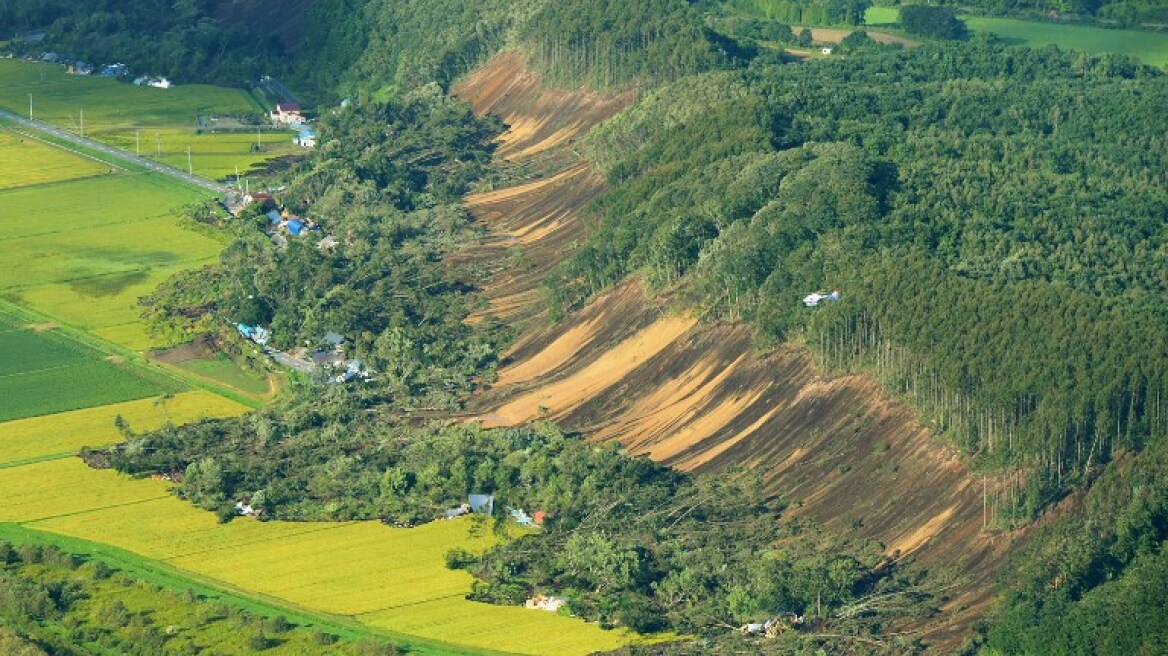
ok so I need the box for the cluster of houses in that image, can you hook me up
[269,101,317,148]
[31,53,175,87]
[442,494,548,529]
[221,190,338,251]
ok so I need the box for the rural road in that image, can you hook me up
[0,108,226,193]
[268,349,316,376]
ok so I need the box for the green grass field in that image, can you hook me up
[0,173,223,350]
[0,60,300,180]
[174,355,271,396]
[964,16,1168,66]
[90,125,300,180]
[864,6,899,25]
[0,311,180,422]
[863,8,1168,66]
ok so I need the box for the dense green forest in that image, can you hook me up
[0,0,288,86]
[552,38,1168,521]
[725,0,871,25]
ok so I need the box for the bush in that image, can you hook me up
[444,548,478,570]
[899,5,968,40]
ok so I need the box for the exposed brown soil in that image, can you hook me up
[453,52,1021,651]
[453,52,635,161]
[805,27,920,47]
[452,53,632,325]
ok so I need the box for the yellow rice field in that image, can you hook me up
[0,387,639,654]
[0,391,249,466]
[0,458,167,522]
[12,460,637,655]
[0,130,107,189]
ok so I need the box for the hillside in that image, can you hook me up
[454,52,1020,648]
[21,1,1168,653]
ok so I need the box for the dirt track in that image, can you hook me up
[454,52,1022,650]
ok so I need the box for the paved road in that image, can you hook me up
[268,349,316,376]
[0,108,226,193]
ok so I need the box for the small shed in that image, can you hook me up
[323,332,346,348]
[286,219,305,236]
[821,47,834,55]
[468,494,494,515]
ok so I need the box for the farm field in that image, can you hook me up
[0,173,222,350]
[0,60,300,180]
[0,454,638,655]
[0,129,107,188]
[89,125,300,180]
[0,391,248,466]
[0,309,180,422]
[864,6,899,25]
[964,16,1168,66]
[863,7,1168,66]
[173,355,271,396]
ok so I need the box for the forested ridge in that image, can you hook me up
[4,0,1161,652]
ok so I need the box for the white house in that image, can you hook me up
[270,102,303,124]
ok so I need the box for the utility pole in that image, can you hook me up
[155,133,161,157]
[79,108,84,137]
[186,146,192,174]
[235,164,240,188]
[256,124,262,149]
[28,94,32,120]
[135,129,140,156]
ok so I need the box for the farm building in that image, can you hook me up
[236,323,270,346]
[68,61,93,75]
[294,126,317,148]
[101,63,128,77]
[270,102,303,124]
[468,494,494,515]
[134,75,173,89]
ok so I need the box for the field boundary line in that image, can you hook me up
[0,109,225,193]
[0,451,75,470]
[16,493,172,524]
[160,521,360,561]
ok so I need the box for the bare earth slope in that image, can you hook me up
[454,53,1023,650]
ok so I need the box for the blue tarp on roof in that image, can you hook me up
[287,219,304,235]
